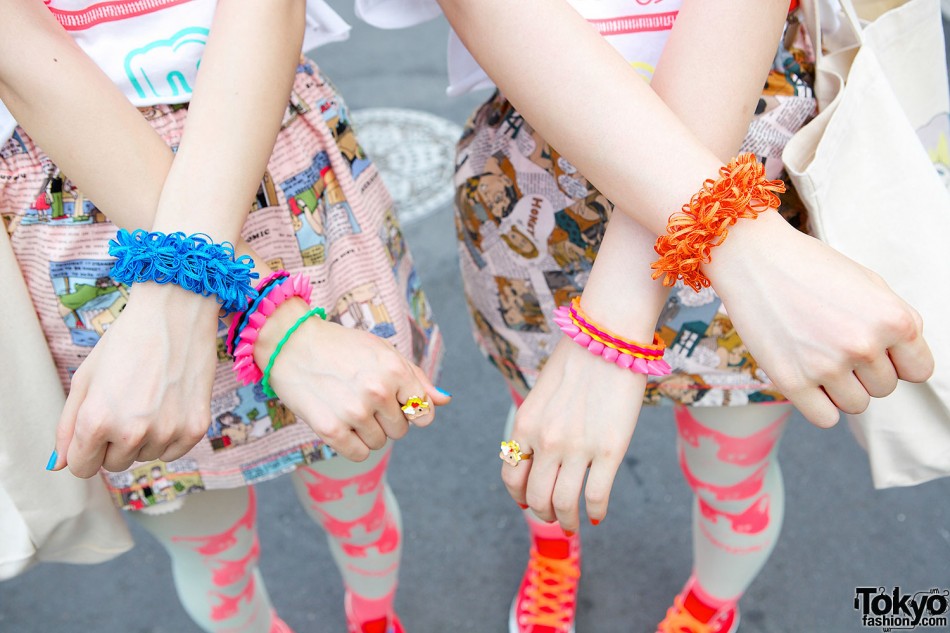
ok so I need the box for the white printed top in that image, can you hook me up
[355,0,685,95]
[0,0,353,142]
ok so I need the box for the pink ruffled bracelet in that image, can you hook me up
[226,271,289,356]
[553,298,671,376]
[231,272,313,385]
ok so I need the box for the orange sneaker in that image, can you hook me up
[344,591,404,633]
[508,535,581,633]
[657,577,739,633]
[270,612,295,633]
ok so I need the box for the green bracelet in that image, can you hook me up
[261,306,327,398]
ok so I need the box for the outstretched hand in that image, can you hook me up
[501,337,646,532]
[255,298,451,462]
[707,212,933,427]
[51,284,219,478]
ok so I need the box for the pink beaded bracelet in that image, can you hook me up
[232,273,313,385]
[552,300,671,376]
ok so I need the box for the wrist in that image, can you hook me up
[703,210,793,287]
[252,297,311,368]
[126,280,222,322]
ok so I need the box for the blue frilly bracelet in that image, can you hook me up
[108,229,259,314]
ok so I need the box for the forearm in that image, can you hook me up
[566,0,789,331]
[0,1,284,318]
[0,0,172,224]
[438,0,785,235]
[652,0,789,162]
[151,0,305,238]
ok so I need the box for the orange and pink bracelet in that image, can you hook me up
[553,297,671,376]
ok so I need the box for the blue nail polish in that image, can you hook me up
[435,387,452,398]
[46,450,58,471]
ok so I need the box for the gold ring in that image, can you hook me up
[500,440,533,467]
[401,396,430,421]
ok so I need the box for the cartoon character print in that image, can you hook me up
[460,153,522,229]
[23,174,107,226]
[455,186,489,269]
[206,384,298,452]
[495,276,549,333]
[380,209,407,269]
[333,282,397,340]
[282,154,362,267]
[110,460,205,510]
[281,62,317,128]
[543,270,583,309]
[50,259,129,347]
[525,142,589,202]
[547,192,611,273]
[250,171,279,213]
[317,96,372,179]
[468,301,532,397]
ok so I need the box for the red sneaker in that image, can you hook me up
[657,577,739,633]
[269,612,295,633]
[345,591,404,633]
[509,535,581,633]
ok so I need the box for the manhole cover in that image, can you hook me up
[351,108,463,224]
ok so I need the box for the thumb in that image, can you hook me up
[412,365,452,407]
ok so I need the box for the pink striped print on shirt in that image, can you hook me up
[45,0,193,31]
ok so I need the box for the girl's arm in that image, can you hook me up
[147,0,305,239]
[437,0,932,429]
[0,2,446,477]
[497,0,929,530]
[495,0,782,530]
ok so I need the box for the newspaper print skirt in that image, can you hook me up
[453,22,815,407]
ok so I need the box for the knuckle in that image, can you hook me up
[536,435,562,454]
[596,446,617,462]
[585,489,607,508]
[75,411,108,441]
[846,338,878,365]
[500,467,519,488]
[552,497,574,515]
[387,423,409,440]
[524,492,547,511]
[342,403,372,423]
[318,424,347,444]
[891,310,919,341]
[362,381,391,404]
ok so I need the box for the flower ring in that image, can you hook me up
[500,440,533,467]
[401,396,430,421]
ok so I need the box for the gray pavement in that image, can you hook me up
[2,7,949,633]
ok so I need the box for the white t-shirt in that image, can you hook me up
[356,0,684,96]
[0,0,352,142]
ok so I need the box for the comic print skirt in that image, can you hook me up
[0,60,442,511]
[453,26,815,407]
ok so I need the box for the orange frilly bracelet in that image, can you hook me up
[651,153,785,292]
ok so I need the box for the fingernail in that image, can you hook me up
[563,530,576,537]
[46,450,58,471]
[435,386,452,398]
[590,518,601,526]
[518,503,529,510]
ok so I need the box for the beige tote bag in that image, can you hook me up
[783,0,950,487]
[0,226,132,580]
